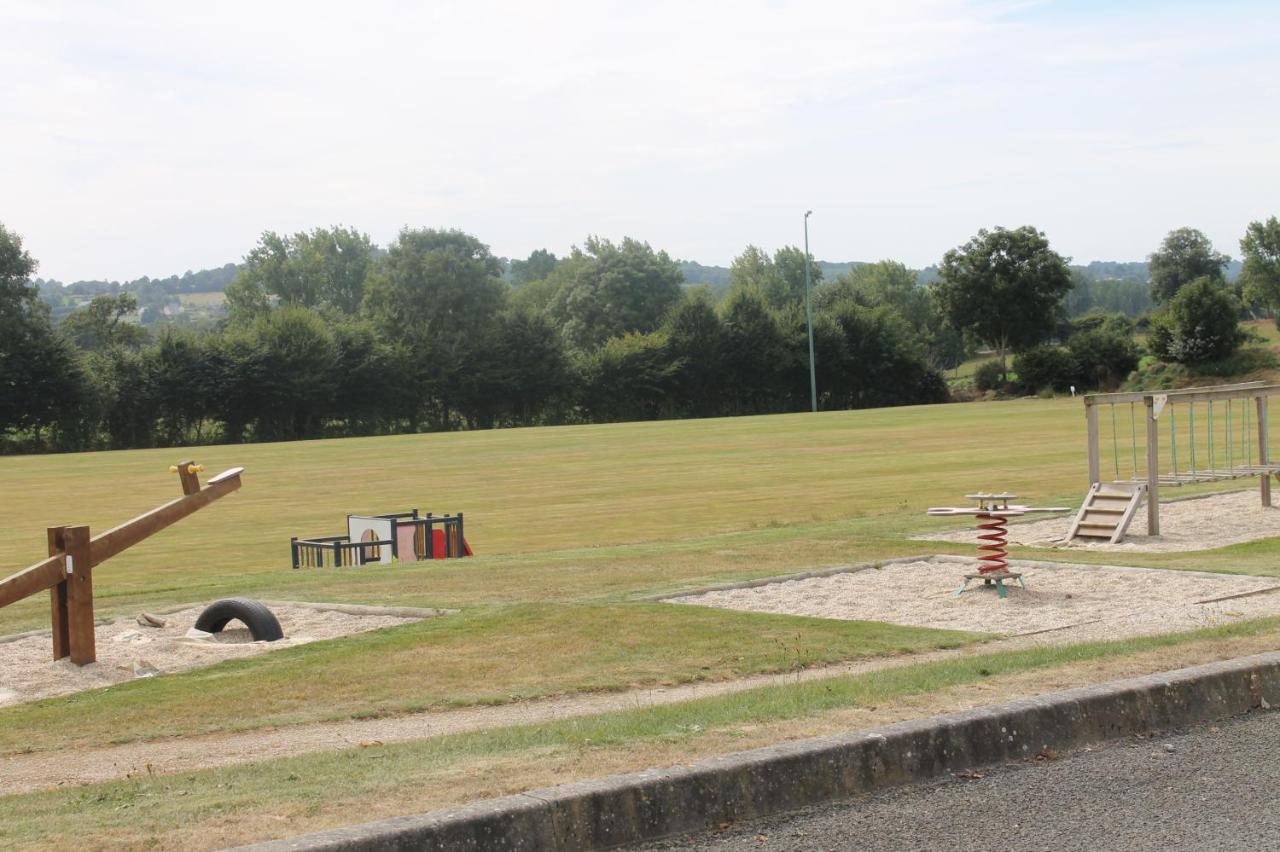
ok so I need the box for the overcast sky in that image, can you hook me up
[3,0,1278,282]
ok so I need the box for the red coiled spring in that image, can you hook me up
[974,513,1009,574]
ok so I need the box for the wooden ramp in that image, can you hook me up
[1067,482,1145,543]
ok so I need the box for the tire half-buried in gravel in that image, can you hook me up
[194,597,285,642]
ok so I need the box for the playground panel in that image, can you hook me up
[291,510,472,569]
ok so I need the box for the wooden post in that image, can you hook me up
[47,526,70,661]
[1146,396,1161,536]
[175,459,201,496]
[1257,395,1271,507]
[1086,400,1101,486]
[64,525,95,666]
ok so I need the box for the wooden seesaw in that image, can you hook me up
[0,461,243,666]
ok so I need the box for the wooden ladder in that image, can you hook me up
[1066,482,1145,544]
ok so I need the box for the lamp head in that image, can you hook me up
[804,210,812,218]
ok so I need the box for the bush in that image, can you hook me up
[1148,277,1245,365]
[973,360,1005,392]
[1014,346,1075,393]
[1069,328,1140,389]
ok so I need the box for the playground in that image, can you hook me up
[668,556,1280,642]
[0,601,441,706]
[919,489,1280,551]
[4,394,1280,848]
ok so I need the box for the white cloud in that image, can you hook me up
[1,0,1277,279]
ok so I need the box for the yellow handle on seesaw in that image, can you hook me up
[168,464,205,474]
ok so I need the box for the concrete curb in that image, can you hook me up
[231,650,1280,851]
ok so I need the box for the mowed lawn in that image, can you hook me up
[3,397,1279,754]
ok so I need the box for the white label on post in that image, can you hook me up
[66,555,74,575]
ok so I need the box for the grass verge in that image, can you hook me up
[4,616,1279,850]
[0,603,980,754]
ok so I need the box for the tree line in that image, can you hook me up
[3,216,1277,454]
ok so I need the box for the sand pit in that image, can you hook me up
[0,601,448,707]
[667,557,1280,644]
[917,489,1280,553]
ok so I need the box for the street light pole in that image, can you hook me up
[803,210,817,413]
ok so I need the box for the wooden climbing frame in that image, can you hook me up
[1084,382,1280,536]
[0,461,244,666]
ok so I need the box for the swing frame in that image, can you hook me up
[1083,381,1280,535]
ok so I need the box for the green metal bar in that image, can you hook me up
[1227,398,1233,470]
[1130,402,1139,478]
[1189,402,1197,477]
[1246,397,1253,468]
[1208,400,1215,472]
[1110,404,1120,480]
[1170,405,1179,476]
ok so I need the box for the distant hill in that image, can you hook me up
[678,259,870,295]
[35,264,240,323]
[32,253,1243,322]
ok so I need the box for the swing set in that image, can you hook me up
[1080,381,1280,538]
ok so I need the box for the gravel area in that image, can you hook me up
[668,557,1280,642]
[917,488,1280,552]
[0,602,434,707]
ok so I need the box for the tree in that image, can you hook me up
[225,226,375,320]
[822,302,948,409]
[1240,217,1280,314]
[61,293,148,350]
[719,286,789,415]
[150,328,223,445]
[362,228,507,428]
[769,246,822,309]
[1069,326,1139,388]
[935,226,1073,379]
[300,226,377,314]
[661,289,727,417]
[486,311,572,426]
[218,306,340,441]
[1147,277,1245,365]
[1148,227,1229,303]
[92,346,157,448]
[576,331,677,422]
[546,236,684,351]
[510,249,558,286]
[0,223,92,442]
[727,245,778,295]
[728,245,822,309]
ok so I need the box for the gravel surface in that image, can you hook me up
[0,602,430,707]
[917,488,1280,552]
[640,709,1280,851]
[669,558,1280,642]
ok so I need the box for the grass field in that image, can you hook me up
[175,291,226,306]
[5,397,1280,847]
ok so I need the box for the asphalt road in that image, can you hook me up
[639,710,1280,851]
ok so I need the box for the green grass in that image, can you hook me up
[4,615,1278,850]
[0,603,978,754]
[4,398,1280,757]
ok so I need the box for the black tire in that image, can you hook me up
[194,597,284,642]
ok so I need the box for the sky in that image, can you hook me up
[2,0,1278,282]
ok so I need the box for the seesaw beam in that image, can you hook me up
[90,467,243,566]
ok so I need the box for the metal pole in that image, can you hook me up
[803,210,817,413]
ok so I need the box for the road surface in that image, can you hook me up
[640,709,1280,851]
